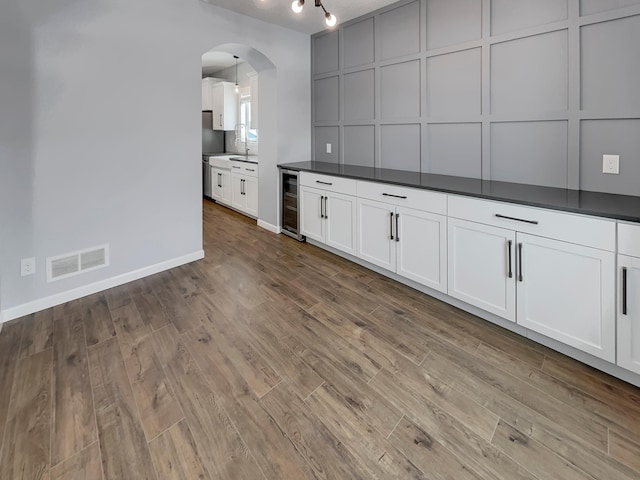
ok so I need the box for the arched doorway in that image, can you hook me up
[200,44,279,232]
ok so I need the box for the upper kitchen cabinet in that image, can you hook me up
[201,77,217,111]
[212,81,238,131]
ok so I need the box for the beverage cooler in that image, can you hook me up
[280,168,304,241]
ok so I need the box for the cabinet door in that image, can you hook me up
[396,207,447,293]
[300,187,324,243]
[211,167,221,200]
[516,233,615,362]
[448,218,516,322]
[325,192,357,256]
[357,198,395,272]
[219,170,232,206]
[212,85,224,130]
[231,173,246,211]
[243,175,259,217]
[618,255,640,374]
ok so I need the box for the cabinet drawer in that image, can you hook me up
[231,161,258,177]
[300,172,357,196]
[619,222,640,258]
[357,181,447,215]
[448,195,615,251]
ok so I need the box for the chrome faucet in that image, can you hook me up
[235,124,249,156]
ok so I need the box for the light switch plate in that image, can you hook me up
[326,143,332,154]
[602,154,620,174]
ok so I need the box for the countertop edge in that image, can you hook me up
[278,162,640,224]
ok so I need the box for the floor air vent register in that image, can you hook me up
[46,245,110,282]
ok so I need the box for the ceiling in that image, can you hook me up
[206,0,401,34]
[202,52,242,75]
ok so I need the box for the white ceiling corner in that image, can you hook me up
[204,0,401,35]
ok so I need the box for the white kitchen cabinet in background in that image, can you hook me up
[300,173,357,256]
[211,166,231,206]
[202,77,217,111]
[231,161,259,218]
[212,81,238,130]
[617,223,640,374]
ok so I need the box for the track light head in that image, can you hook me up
[291,0,304,13]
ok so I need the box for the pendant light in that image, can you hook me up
[234,55,239,94]
[291,0,337,28]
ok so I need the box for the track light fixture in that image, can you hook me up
[291,0,337,28]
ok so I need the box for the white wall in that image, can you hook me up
[0,0,311,317]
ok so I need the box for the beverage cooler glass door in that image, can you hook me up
[281,169,304,240]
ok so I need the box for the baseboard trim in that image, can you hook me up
[0,250,204,323]
[257,219,281,234]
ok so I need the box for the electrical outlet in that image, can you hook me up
[21,257,36,276]
[602,154,620,174]
[326,143,332,154]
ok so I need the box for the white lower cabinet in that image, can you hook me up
[230,162,259,218]
[617,224,640,374]
[448,196,616,362]
[516,233,615,362]
[357,198,447,293]
[211,167,232,206]
[300,186,357,255]
[448,218,516,321]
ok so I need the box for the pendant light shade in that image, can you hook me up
[234,55,239,94]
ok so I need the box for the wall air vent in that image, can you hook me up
[47,244,109,282]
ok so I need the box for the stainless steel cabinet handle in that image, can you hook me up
[623,267,628,315]
[383,193,408,199]
[316,180,333,186]
[233,166,242,169]
[324,197,328,219]
[218,173,222,188]
[389,212,394,240]
[518,243,523,282]
[246,168,255,172]
[219,114,223,126]
[495,213,539,225]
[507,240,513,278]
[395,214,400,242]
[320,196,325,218]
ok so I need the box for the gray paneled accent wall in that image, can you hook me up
[311,0,640,195]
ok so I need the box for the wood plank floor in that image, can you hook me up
[1,199,640,480]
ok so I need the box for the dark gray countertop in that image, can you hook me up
[278,161,640,224]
